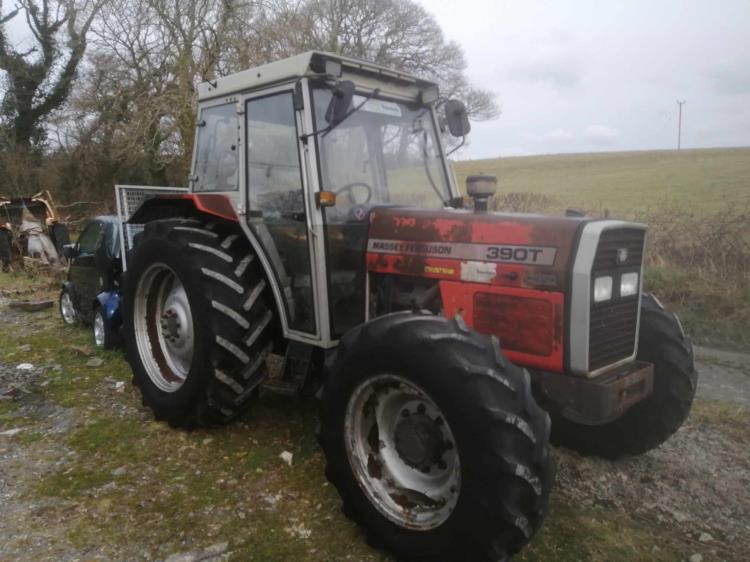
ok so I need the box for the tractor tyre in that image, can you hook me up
[319,312,554,562]
[551,293,697,459]
[123,219,274,428]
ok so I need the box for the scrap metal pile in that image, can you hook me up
[0,191,70,272]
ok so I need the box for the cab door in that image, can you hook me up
[244,89,319,336]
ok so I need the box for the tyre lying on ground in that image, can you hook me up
[549,293,697,459]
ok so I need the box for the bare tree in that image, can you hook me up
[0,0,102,151]
[249,0,498,120]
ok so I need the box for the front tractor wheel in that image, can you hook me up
[551,293,698,459]
[319,312,554,562]
[123,219,274,427]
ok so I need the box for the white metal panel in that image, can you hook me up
[114,185,189,271]
[197,51,437,103]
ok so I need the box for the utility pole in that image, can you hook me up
[676,100,686,150]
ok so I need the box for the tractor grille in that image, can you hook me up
[588,228,645,372]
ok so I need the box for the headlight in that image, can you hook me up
[620,272,639,297]
[594,276,613,302]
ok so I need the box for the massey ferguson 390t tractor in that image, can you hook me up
[120,51,697,561]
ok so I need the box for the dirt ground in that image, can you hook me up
[1,280,749,562]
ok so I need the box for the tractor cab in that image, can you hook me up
[184,51,468,344]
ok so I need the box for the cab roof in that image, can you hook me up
[197,51,437,103]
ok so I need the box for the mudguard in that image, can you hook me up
[128,194,238,224]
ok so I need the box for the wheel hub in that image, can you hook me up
[345,375,461,531]
[133,263,195,392]
[394,410,446,471]
[160,308,182,341]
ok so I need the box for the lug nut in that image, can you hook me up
[437,460,447,470]
[417,403,426,414]
[401,409,410,418]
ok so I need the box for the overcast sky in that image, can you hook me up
[420,0,750,158]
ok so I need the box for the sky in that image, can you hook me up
[419,0,750,158]
[3,0,749,159]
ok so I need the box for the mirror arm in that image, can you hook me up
[446,136,466,157]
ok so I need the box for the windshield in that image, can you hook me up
[312,86,451,220]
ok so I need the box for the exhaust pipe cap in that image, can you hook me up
[466,175,497,213]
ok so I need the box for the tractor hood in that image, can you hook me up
[366,207,591,292]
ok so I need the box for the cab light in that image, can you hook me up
[620,272,639,297]
[594,276,613,302]
[315,191,337,208]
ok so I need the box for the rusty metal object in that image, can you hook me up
[531,360,654,425]
[0,190,67,268]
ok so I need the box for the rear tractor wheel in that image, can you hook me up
[319,312,554,562]
[123,219,275,427]
[551,293,697,459]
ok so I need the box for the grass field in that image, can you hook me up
[455,147,750,350]
[453,147,750,215]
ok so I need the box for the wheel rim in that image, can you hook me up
[60,292,76,324]
[133,263,195,393]
[345,374,461,531]
[93,312,105,346]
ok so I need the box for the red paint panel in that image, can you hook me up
[367,253,462,281]
[368,207,587,292]
[440,281,565,372]
[367,253,538,290]
[179,194,238,222]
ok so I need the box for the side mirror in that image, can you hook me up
[444,99,471,137]
[325,81,355,125]
[63,243,78,259]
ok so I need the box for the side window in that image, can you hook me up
[77,222,103,255]
[246,93,304,214]
[193,103,239,192]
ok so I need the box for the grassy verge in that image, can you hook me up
[645,266,750,350]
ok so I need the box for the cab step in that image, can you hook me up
[259,341,315,397]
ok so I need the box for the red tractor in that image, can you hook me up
[119,52,697,561]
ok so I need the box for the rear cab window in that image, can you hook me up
[193,103,240,192]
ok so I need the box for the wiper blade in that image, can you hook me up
[300,88,381,143]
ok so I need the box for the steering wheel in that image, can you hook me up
[333,182,373,205]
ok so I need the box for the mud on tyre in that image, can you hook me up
[319,312,554,562]
[123,219,274,427]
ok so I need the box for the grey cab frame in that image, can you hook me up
[188,77,457,349]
